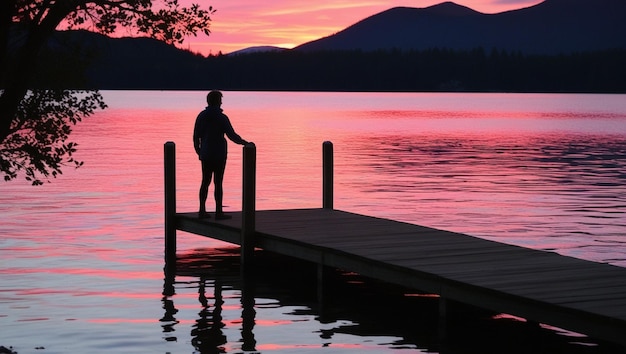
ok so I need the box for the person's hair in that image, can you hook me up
[207,90,223,106]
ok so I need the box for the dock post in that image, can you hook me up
[319,141,333,309]
[323,141,333,209]
[438,296,448,340]
[164,142,177,272]
[317,263,327,305]
[241,143,256,274]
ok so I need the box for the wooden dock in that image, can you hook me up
[164,141,626,347]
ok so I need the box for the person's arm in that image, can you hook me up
[193,116,202,155]
[223,115,248,145]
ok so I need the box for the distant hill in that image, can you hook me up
[295,0,626,54]
[227,46,287,56]
[42,30,210,89]
[9,1,626,92]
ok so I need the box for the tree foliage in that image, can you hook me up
[0,90,106,185]
[1,0,215,185]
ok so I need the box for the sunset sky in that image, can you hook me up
[179,0,544,56]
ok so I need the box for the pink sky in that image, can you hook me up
[179,0,544,56]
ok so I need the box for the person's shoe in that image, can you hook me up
[198,211,211,219]
[215,213,232,220]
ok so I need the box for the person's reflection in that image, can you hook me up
[161,273,179,341]
[191,277,227,353]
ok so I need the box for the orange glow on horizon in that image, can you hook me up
[177,0,544,55]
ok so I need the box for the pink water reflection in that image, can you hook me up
[1,91,626,353]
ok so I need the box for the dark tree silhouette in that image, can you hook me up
[0,0,215,185]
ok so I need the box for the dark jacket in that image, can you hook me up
[193,106,246,161]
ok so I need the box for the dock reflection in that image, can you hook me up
[162,247,257,353]
[161,247,625,354]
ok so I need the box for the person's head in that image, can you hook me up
[207,90,223,106]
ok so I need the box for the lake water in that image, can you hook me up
[1,91,626,353]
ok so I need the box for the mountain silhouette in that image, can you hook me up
[294,0,626,54]
[10,1,626,92]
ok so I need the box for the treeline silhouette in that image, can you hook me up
[199,48,626,93]
[29,40,626,93]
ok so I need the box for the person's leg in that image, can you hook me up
[199,160,214,217]
[213,159,230,219]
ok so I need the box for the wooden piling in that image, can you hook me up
[438,296,447,340]
[317,263,325,304]
[323,141,333,209]
[241,143,256,273]
[164,142,176,269]
[319,142,333,309]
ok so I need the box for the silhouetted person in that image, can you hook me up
[194,90,249,219]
